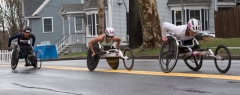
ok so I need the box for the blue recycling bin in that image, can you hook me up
[34,44,58,60]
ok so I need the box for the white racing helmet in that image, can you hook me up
[105,28,115,36]
[187,19,201,32]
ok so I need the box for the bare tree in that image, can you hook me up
[0,0,23,36]
[138,0,161,49]
[0,0,23,49]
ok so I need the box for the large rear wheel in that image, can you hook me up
[87,43,100,71]
[159,37,179,73]
[11,46,19,70]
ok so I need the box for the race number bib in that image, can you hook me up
[20,40,29,43]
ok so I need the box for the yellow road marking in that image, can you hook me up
[1,64,240,81]
[42,66,240,81]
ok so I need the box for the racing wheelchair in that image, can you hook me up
[87,43,134,71]
[11,45,42,70]
[159,33,231,73]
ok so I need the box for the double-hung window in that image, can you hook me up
[42,17,53,33]
[172,8,209,31]
[75,17,82,32]
[171,10,183,26]
[87,14,98,36]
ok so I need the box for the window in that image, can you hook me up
[42,17,53,33]
[172,9,210,31]
[87,13,108,36]
[75,17,82,32]
[87,14,98,36]
[190,10,200,20]
[172,10,182,26]
[203,9,209,31]
[87,15,92,35]
[175,11,182,25]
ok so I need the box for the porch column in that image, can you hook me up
[67,15,71,45]
[62,17,65,39]
[108,0,113,27]
[67,15,71,35]
[62,17,65,45]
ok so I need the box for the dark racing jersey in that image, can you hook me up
[8,33,36,47]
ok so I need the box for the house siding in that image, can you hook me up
[157,1,172,23]
[29,0,80,45]
[85,0,129,46]
[157,0,215,33]
[112,0,129,45]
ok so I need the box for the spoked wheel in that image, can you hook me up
[214,45,231,73]
[184,56,203,71]
[87,43,100,71]
[184,45,203,71]
[122,48,134,71]
[11,46,19,70]
[37,56,42,69]
[106,57,119,70]
[35,51,42,69]
[159,37,179,73]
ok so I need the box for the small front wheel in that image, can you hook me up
[122,48,134,71]
[184,45,203,71]
[214,45,231,73]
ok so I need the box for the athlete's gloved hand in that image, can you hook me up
[162,37,168,42]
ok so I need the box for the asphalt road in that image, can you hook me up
[0,59,240,95]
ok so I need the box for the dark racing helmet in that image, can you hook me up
[23,26,32,32]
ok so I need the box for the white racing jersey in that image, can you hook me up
[161,22,194,41]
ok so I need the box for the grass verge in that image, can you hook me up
[59,37,240,58]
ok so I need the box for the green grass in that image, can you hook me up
[131,47,159,57]
[59,52,87,58]
[199,37,240,48]
[59,37,240,58]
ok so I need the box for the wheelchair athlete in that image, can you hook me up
[161,18,201,60]
[88,28,121,57]
[8,26,36,66]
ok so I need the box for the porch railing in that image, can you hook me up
[54,33,86,53]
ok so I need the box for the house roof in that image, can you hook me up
[23,0,45,17]
[59,4,84,13]
[167,0,212,5]
[83,0,108,10]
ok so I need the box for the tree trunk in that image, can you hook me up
[138,0,162,49]
[98,0,105,35]
[129,0,143,49]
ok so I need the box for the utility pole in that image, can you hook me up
[98,0,105,35]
